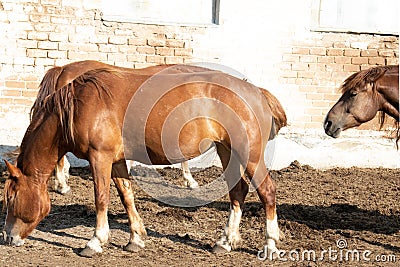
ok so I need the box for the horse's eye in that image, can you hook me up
[349,91,357,97]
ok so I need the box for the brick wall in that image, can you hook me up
[0,0,399,145]
[278,33,399,129]
[0,0,203,144]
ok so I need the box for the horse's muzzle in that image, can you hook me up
[324,120,341,138]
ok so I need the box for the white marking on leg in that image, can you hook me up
[95,223,110,244]
[53,157,71,194]
[86,222,110,252]
[181,161,199,188]
[266,215,280,256]
[130,232,145,248]
[86,237,103,253]
[216,205,242,250]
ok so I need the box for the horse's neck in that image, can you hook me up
[19,114,61,183]
[376,72,399,119]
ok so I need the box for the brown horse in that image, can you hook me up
[33,60,287,192]
[324,65,399,144]
[2,61,284,258]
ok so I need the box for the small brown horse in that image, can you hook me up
[324,65,399,144]
[2,61,285,258]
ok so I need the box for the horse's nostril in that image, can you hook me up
[324,120,332,130]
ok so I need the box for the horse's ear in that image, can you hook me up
[4,160,22,179]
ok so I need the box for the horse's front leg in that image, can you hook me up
[80,153,112,257]
[111,160,146,252]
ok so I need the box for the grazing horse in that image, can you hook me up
[324,65,399,145]
[35,61,287,193]
[2,61,284,258]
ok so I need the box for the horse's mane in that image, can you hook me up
[29,68,115,147]
[340,65,397,94]
[341,65,399,147]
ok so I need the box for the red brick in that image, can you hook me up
[165,56,184,64]
[327,48,344,56]
[351,57,368,65]
[309,47,326,56]
[333,42,349,48]
[98,44,119,53]
[326,64,344,72]
[311,115,325,122]
[334,56,351,64]
[368,57,385,65]
[37,41,58,50]
[292,47,309,55]
[378,50,394,57]
[166,39,185,48]
[127,54,146,62]
[317,56,334,63]
[174,48,192,57]
[344,49,360,57]
[386,58,399,65]
[343,64,360,72]
[26,82,39,90]
[109,36,127,45]
[137,46,155,54]
[49,32,68,42]
[13,98,34,106]
[5,81,25,88]
[361,50,378,57]
[156,47,174,56]
[324,93,342,101]
[3,89,22,97]
[147,38,166,47]
[146,55,165,64]
[48,50,67,59]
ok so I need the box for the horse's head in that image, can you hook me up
[323,66,395,138]
[2,160,51,246]
[324,82,379,138]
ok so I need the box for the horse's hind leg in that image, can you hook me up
[53,156,71,194]
[247,160,280,258]
[111,160,146,252]
[213,143,249,253]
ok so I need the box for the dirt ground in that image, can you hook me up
[0,162,399,267]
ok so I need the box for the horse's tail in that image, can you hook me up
[259,88,287,138]
[31,66,63,120]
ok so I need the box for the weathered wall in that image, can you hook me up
[0,0,398,145]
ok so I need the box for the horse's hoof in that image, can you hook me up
[212,244,230,254]
[79,246,99,258]
[124,242,143,253]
